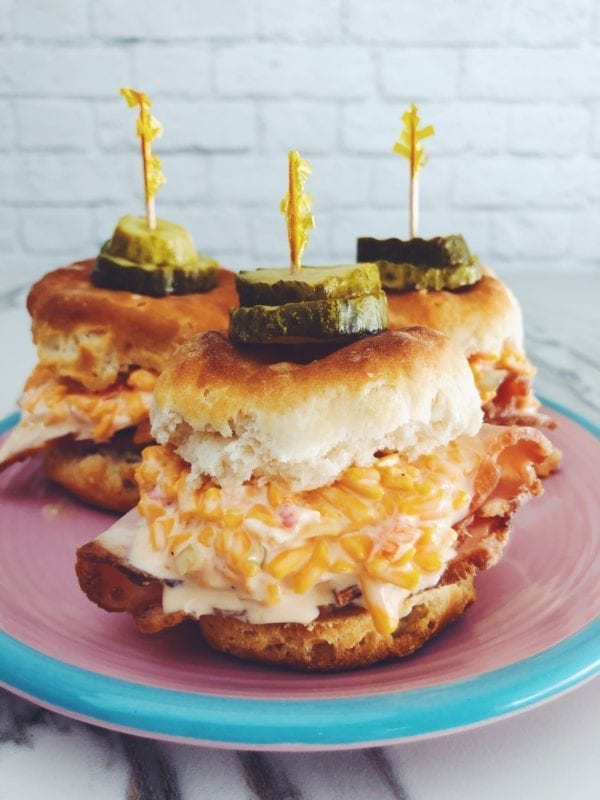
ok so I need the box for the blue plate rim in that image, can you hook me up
[0,401,599,749]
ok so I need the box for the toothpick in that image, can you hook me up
[120,87,165,230]
[392,104,434,239]
[280,150,315,274]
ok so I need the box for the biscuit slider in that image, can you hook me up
[0,221,237,511]
[357,237,555,440]
[76,327,553,671]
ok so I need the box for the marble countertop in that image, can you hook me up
[0,272,599,800]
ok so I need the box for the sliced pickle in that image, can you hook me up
[236,263,381,307]
[108,215,198,268]
[93,250,219,296]
[356,235,482,291]
[91,214,219,296]
[377,260,481,291]
[357,235,472,269]
[230,292,388,344]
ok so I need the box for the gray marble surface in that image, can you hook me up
[0,272,599,800]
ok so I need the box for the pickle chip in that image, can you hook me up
[357,235,482,292]
[108,215,198,268]
[230,292,388,344]
[91,215,219,296]
[236,263,381,307]
[93,251,219,297]
[377,260,481,292]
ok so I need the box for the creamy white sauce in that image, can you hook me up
[94,433,482,629]
[0,380,153,465]
[163,577,356,625]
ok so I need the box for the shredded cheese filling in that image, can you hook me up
[0,365,156,465]
[129,437,490,635]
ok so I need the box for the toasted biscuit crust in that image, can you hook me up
[75,538,475,670]
[154,328,472,424]
[44,440,142,513]
[198,579,475,671]
[386,271,523,357]
[152,328,483,490]
[28,260,238,391]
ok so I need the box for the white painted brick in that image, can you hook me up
[261,102,338,155]
[209,155,286,204]
[92,0,253,40]
[248,209,298,261]
[342,102,506,155]
[158,204,250,255]
[345,0,502,44]
[249,208,333,263]
[462,48,600,101]
[159,153,210,203]
[132,46,210,96]
[490,211,571,259]
[0,47,131,97]
[1,154,137,204]
[0,255,66,291]
[347,205,491,259]
[308,156,372,209]
[13,0,89,39]
[96,97,251,155]
[379,50,460,100]
[452,157,585,208]
[0,100,15,150]
[20,208,96,253]
[508,105,589,156]
[330,209,410,259]
[95,100,137,151]
[16,100,94,151]
[215,45,372,100]
[425,103,507,155]
[508,0,589,45]
[153,100,256,152]
[341,102,405,155]
[1,8,599,279]
[417,209,491,258]
[369,156,454,209]
[0,208,18,253]
[258,0,341,42]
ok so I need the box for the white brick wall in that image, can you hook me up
[0,0,599,290]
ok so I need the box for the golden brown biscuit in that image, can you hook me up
[75,536,475,671]
[198,579,476,671]
[386,271,523,358]
[152,328,483,491]
[28,260,238,391]
[44,439,142,513]
[1,260,238,511]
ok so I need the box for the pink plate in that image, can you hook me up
[0,404,599,749]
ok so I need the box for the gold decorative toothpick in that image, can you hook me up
[280,150,315,273]
[121,87,166,230]
[392,103,434,239]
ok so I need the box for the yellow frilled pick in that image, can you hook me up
[280,150,315,274]
[120,87,166,228]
